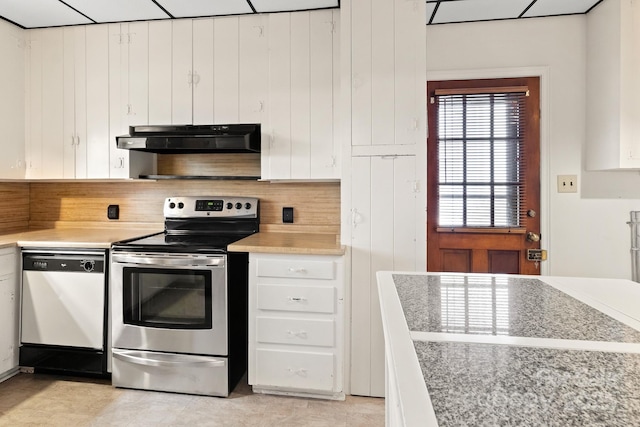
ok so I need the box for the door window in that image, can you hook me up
[436,90,527,229]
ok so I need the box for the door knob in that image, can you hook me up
[526,232,540,242]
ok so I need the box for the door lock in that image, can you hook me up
[526,232,541,242]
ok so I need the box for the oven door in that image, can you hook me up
[111,252,227,356]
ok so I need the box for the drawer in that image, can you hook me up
[256,258,335,280]
[256,317,335,347]
[255,348,335,392]
[257,284,335,314]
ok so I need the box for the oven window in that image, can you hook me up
[122,268,212,329]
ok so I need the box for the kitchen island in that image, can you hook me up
[377,272,640,426]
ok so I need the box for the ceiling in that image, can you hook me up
[0,0,605,29]
[0,0,340,29]
[427,0,603,25]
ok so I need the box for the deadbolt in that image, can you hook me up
[526,232,541,242]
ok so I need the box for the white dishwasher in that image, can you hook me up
[20,249,108,376]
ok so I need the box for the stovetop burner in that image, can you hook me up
[116,232,254,253]
[112,196,259,254]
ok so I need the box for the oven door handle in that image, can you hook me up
[111,254,225,267]
[113,350,226,368]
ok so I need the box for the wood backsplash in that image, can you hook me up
[0,183,29,233]
[28,180,340,233]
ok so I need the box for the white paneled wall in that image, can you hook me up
[342,0,427,397]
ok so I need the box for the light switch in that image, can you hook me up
[557,175,578,193]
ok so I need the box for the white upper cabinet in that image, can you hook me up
[26,28,64,179]
[0,20,25,179]
[171,17,219,126]
[62,26,86,179]
[171,19,193,125]
[148,20,172,125]
[26,25,111,179]
[108,22,156,179]
[262,10,340,180]
[586,0,640,170]
[351,0,424,152]
[24,9,341,181]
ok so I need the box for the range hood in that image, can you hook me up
[116,124,261,154]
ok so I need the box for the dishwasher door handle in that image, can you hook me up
[113,350,226,368]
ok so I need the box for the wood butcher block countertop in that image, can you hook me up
[0,228,162,249]
[228,232,345,256]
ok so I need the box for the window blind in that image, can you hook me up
[436,90,528,228]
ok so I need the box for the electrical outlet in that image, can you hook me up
[283,207,294,223]
[557,175,578,193]
[107,205,120,220]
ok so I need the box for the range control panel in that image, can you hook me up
[164,196,259,219]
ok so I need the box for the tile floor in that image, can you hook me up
[0,373,384,427]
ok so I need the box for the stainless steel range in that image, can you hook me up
[110,196,258,397]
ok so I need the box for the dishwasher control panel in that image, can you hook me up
[23,251,105,273]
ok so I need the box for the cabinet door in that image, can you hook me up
[172,19,192,125]
[108,23,129,178]
[350,155,417,397]
[309,10,336,179]
[262,11,339,181]
[149,21,172,125]
[0,22,25,178]
[26,31,43,179]
[63,27,78,179]
[128,22,149,127]
[239,15,268,124]
[193,18,214,125]
[290,12,311,179]
[85,24,110,178]
[266,12,292,179]
[0,249,18,377]
[351,0,423,147]
[41,28,65,179]
[213,17,239,123]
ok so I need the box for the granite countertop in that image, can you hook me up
[0,228,162,249]
[377,272,640,426]
[227,232,345,255]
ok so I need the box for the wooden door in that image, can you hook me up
[427,77,541,275]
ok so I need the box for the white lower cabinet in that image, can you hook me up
[0,247,19,381]
[248,253,345,399]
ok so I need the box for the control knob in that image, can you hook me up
[169,202,176,209]
[178,202,184,209]
[245,203,252,210]
[82,260,95,272]
[235,202,243,209]
[226,202,233,210]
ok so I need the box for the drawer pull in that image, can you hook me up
[287,296,308,303]
[287,367,308,377]
[286,330,308,339]
[288,267,307,273]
